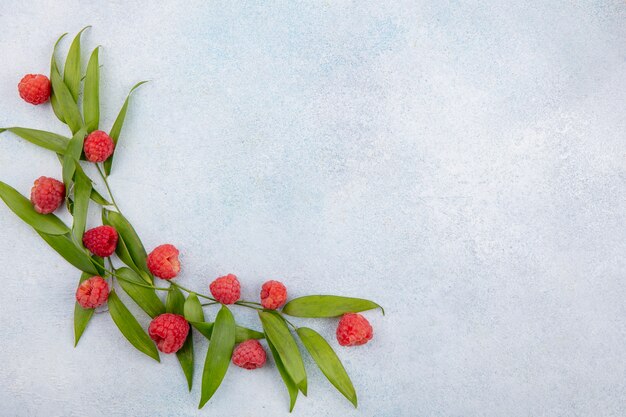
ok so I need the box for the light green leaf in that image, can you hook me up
[258,311,307,393]
[199,306,235,409]
[0,127,69,154]
[297,327,357,407]
[36,232,99,274]
[61,128,87,191]
[90,188,111,206]
[107,290,160,361]
[104,81,148,175]
[74,272,95,346]
[166,285,186,314]
[71,165,92,246]
[184,294,204,322]
[50,33,67,123]
[103,209,152,282]
[267,339,299,412]
[282,295,384,318]
[191,321,264,343]
[116,267,165,318]
[51,53,84,134]
[64,26,90,102]
[83,47,100,133]
[0,180,69,235]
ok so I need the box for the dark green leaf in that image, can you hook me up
[107,290,160,361]
[74,272,95,346]
[103,210,152,282]
[71,165,92,246]
[297,327,357,407]
[50,33,67,123]
[199,306,235,409]
[0,180,69,235]
[116,267,165,318]
[51,53,84,134]
[191,321,264,343]
[267,339,299,412]
[36,232,99,274]
[184,294,204,322]
[282,295,384,318]
[258,311,307,393]
[64,26,90,102]
[0,127,69,154]
[166,286,186,314]
[104,81,148,175]
[83,47,100,132]
[166,286,195,390]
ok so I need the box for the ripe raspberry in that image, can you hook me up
[147,244,180,280]
[75,276,109,309]
[83,225,118,257]
[209,274,240,304]
[83,130,115,162]
[148,313,189,354]
[18,74,51,105]
[30,176,65,214]
[336,313,373,346]
[232,339,266,369]
[260,280,287,310]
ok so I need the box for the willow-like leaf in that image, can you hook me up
[184,294,204,322]
[51,55,84,134]
[282,295,383,318]
[83,47,100,132]
[267,339,299,412]
[191,321,264,343]
[71,165,92,246]
[74,272,94,346]
[116,267,165,318]
[50,33,67,123]
[103,209,152,282]
[167,286,194,390]
[0,128,69,154]
[36,232,99,275]
[64,26,90,102]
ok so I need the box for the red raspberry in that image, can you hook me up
[209,274,240,304]
[83,225,118,257]
[148,313,189,354]
[83,130,115,162]
[18,74,51,105]
[232,339,266,369]
[147,244,180,279]
[336,313,373,346]
[30,176,65,214]
[260,280,287,310]
[75,276,109,309]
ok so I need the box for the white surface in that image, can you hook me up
[1,1,625,416]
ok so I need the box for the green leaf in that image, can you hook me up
[259,311,307,393]
[0,180,69,235]
[61,128,87,191]
[90,188,111,206]
[166,286,195,390]
[267,339,299,412]
[74,272,95,346]
[191,321,264,343]
[71,165,92,246]
[199,306,235,409]
[184,294,205,322]
[282,295,384,318]
[64,26,90,102]
[104,81,148,175]
[51,53,84,134]
[166,285,186,314]
[107,290,160,361]
[36,232,99,274]
[116,267,165,318]
[50,33,67,123]
[297,327,357,407]
[103,210,152,282]
[83,47,100,133]
[0,127,69,154]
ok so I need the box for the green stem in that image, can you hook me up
[170,281,217,302]
[96,163,121,213]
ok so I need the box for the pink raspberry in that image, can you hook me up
[232,339,266,369]
[209,274,240,304]
[260,280,287,310]
[336,313,373,346]
[148,313,189,354]
[18,74,51,105]
[30,176,65,214]
[147,244,180,280]
[75,276,109,309]
[83,225,118,257]
[83,130,115,162]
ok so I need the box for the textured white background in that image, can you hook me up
[1,1,625,416]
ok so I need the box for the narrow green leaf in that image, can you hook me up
[184,294,204,322]
[166,286,186,314]
[267,339,299,412]
[0,127,69,154]
[50,33,67,123]
[104,81,148,175]
[0,181,69,235]
[51,57,84,133]
[64,26,90,102]
[166,286,195,390]
[92,255,105,275]
[108,290,160,361]
[90,188,111,206]
[36,232,99,274]
[199,306,235,409]
[282,295,384,318]
[258,311,307,392]
[62,128,87,191]
[103,210,151,282]
[83,47,100,132]
[116,267,165,318]
[191,321,264,343]
[297,327,357,407]
[71,165,92,246]
[74,272,95,346]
